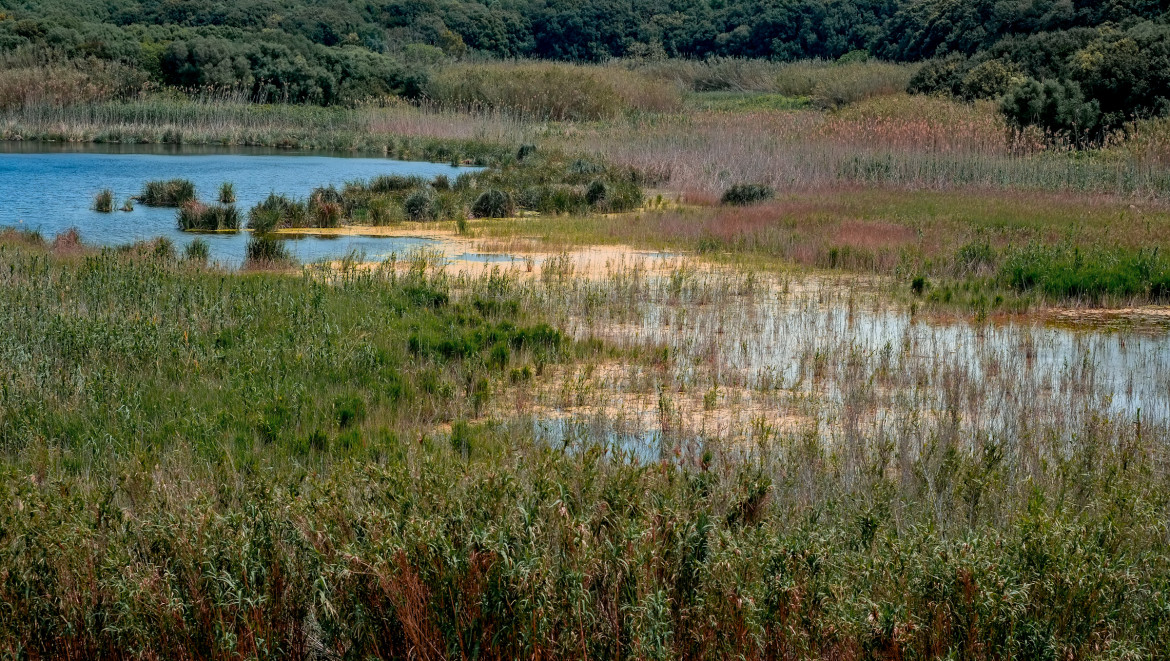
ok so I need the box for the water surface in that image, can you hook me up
[0,146,473,265]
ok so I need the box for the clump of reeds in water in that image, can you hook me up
[218,182,236,204]
[176,200,240,231]
[309,186,344,228]
[139,179,196,207]
[249,192,308,229]
[120,198,134,212]
[92,189,114,213]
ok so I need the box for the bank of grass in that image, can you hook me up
[479,188,1170,307]
[1,231,1170,656]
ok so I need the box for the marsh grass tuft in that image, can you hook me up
[140,179,196,207]
[218,182,236,204]
[92,189,114,213]
[176,201,240,231]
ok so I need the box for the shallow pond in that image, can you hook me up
[0,145,473,265]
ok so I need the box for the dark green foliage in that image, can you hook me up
[139,179,196,207]
[177,201,240,231]
[403,189,435,220]
[1002,79,1102,143]
[585,179,608,205]
[471,189,514,218]
[721,183,775,206]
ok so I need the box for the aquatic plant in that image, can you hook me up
[369,174,427,193]
[472,189,514,218]
[177,201,240,231]
[92,188,114,213]
[249,192,308,229]
[218,181,236,204]
[120,198,134,212]
[244,234,292,265]
[139,179,196,207]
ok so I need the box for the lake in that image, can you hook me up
[0,145,473,265]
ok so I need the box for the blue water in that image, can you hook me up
[0,146,475,265]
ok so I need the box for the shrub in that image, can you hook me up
[1002,78,1103,144]
[218,182,236,204]
[431,174,450,191]
[312,201,344,228]
[140,179,196,207]
[471,189,514,218]
[92,189,114,213]
[403,189,435,221]
[721,183,775,206]
[585,180,609,205]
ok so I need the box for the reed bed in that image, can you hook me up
[7,92,1170,197]
[1,235,1169,657]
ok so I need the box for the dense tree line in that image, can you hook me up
[2,0,1170,137]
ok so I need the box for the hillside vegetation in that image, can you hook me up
[1,0,1170,136]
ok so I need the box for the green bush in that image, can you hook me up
[472,189,515,218]
[218,182,236,204]
[1002,79,1103,144]
[403,189,435,221]
[721,183,775,206]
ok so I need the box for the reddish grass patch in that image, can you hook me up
[834,220,917,250]
[51,228,83,256]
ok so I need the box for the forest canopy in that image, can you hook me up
[2,0,1170,138]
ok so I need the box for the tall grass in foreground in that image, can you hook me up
[0,234,1169,657]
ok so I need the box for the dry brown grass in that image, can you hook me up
[423,61,682,120]
[0,59,146,111]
